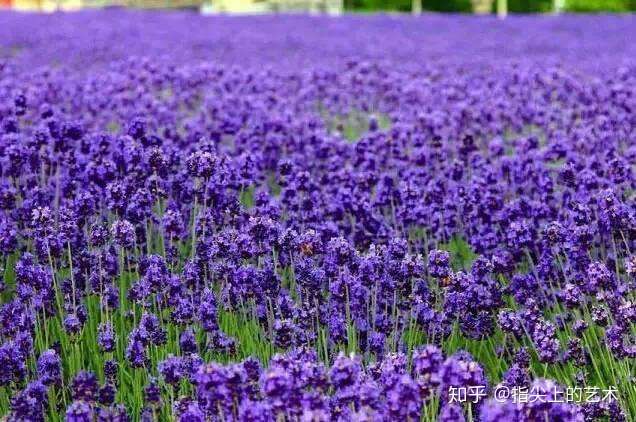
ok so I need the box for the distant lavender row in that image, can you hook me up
[1,11,636,71]
[0,10,635,422]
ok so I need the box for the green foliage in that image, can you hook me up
[439,235,478,270]
[327,110,391,143]
[420,0,473,12]
[346,0,636,12]
[349,0,472,12]
[565,0,634,11]
[508,0,552,12]
[239,184,255,208]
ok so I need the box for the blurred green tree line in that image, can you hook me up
[346,0,636,12]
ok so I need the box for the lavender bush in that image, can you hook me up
[0,9,635,421]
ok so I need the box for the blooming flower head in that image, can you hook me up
[37,349,62,387]
[71,371,98,402]
[428,249,451,279]
[98,322,116,353]
[65,401,93,422]
[111,220,135,248]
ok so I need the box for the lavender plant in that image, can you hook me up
[0,9,635,422]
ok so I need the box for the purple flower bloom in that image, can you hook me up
[238,400,273,421]
[71,371,98,402]
[428,249,451,279]
[111,220,135,248]
[439,404,465,422]
[193,363,231,417]
[0,340,26,386]
[385,374,422,420]
[2,12,636,420]
[98,383,117,406]
[10,380,48,421]
[104,360,119,382]
[158,356,185,386]
[65,401,93,422]
[439,352,488,403]
[480,399,521,422]
[98,322,116,353]
[97,404,129,422]
[145,378,162,406]
[262,367,294,415]
[176,401,205,422]
[329,353,361,390]
[37,349,62,386]
[273,319,296,349]
[125,330,148,368]
[179,328,198,355]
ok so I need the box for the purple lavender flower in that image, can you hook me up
[1,12,636,421]
[186,151,218,179]
[329,353,361,391]
[145,378,162,406]
[37,349,62,386]
[97,404,129,422]
[98,383,117,406]
[179,328,198,355]
[71,371,98,402]
[65,401,93,422]
[238,400,273,421]
[439,352,488,403]
[176,401,205,422]
[98,322,116,353]
[385,374,422,420]
[125,329,148,368]
[198,288,219,333]
[158,356,185,386]
[111,220,135,248]
[0,340,26,386]
[140,312,167,346]
[104,360,119,383]
[273,319,295,349]
[63,313,82,335]
[193,363,231,417]
[10,380,48,421]
[480,399,521,422]
[262,367,294,416]
[439,404,465,422]
[531,320,560,363]
[428,249,451,279]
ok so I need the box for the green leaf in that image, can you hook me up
[439,236,477,270]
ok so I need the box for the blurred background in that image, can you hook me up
[1,0,635,16]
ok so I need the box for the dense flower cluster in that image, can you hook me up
[0,10,635,421]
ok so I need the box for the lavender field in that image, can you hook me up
[1,10,635,421]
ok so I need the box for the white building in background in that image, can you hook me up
[1,0,342,12]
[4,0,200,10]
[5,0,83,11]
[201,0,342,14]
